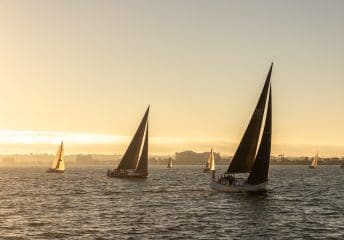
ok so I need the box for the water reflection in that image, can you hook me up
[0,165,343,239]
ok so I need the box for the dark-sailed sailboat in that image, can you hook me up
[107,106,149,178]
[210,63,273,192]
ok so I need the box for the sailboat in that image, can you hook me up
[203,148,216,173]
[210,63,273,192]
[107,106,149,178]
[309,152,318,169]
[47,141,65,173]
[167,158,173,168]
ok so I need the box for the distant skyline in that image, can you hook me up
[1,0,344,156]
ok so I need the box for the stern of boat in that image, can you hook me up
[210,181,267,192]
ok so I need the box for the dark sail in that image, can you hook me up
[247,87,272,184]
[136,123,148,173]
[117,106,149,170]
[227,63,273,173]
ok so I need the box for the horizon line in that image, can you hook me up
[0,129,344,157]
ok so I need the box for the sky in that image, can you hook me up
[0,0,344,156]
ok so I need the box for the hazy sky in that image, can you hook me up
[0,0,344,156]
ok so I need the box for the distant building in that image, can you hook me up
[75,154,99,165]
[175,150,223,165]
[74,154,117,165]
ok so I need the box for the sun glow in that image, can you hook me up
[0,129,227,146]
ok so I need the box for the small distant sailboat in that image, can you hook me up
[167,158,173,168]
[210,63,273,192]
[309,152,318,169]
[47,142,65,173]
[203,148,215,173]
[107,106,149,178]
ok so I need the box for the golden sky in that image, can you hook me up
[0,1,344,156]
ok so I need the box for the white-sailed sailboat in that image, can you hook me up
[47,141,65,173]
[107,106,149,178]
[167,158,173,168]
[203,148,215,173]
[309,152,318,169]
[210,63,273,192]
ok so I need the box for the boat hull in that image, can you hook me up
[309,166,316,169]
[203,169,216,173]
[107,170,147,178]
[210,181,267,192]
[46,168,65,173]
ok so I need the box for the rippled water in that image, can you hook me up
[0,165,343,239]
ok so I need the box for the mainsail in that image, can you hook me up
[136,124,148,173]
[247,87,272,185]
[209,148,215,171]
[227,63,273,173]
[117,106,149,170]
[51,142,65,171]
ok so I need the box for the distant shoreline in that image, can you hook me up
[1,162,343,167]
[1,152,343,166]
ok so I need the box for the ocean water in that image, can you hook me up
[0,165,343,239]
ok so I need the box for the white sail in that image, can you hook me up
[167,158,173,168]
[56,144,65,171]
[51,142,65,171]
[310,152,318,168]
[209,149,215,171]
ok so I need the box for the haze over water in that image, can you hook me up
[1,165,343,239]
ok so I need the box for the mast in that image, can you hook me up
[136,122,148,173]
[247,87,272,185]
[227,63,273,173]
[117,106,149,170]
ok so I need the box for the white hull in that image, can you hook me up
[107,170,147,178]
[46,168,65,173]
[210,181,268,192]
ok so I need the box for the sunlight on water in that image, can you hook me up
[0,165,343,239]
